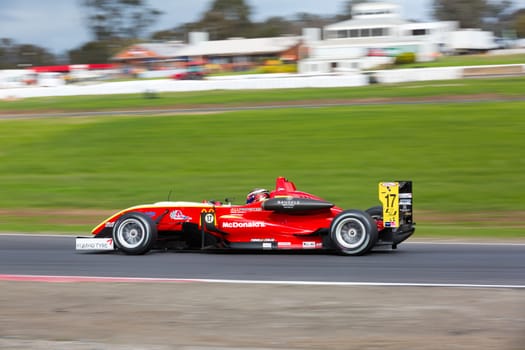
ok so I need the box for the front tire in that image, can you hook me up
[113,212,157,255]
[330,210,378,256]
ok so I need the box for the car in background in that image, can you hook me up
[172,62,206,80]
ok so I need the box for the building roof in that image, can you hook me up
[176,36,301,57]
[113,42,185,60]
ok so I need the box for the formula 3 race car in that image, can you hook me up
[76,177,414,256]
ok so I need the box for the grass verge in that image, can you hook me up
[397,53,525,68]
[1,76,525,114]
[1,101,524,238]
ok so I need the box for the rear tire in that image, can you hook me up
[330,210,378,256]
[113,212,157,255]
[366,205,383,220]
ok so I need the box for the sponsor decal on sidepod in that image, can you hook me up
[222,221,266,229]
[170,210,192,221]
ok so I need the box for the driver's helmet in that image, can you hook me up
[246,188,270,204]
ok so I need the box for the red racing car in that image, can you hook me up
[76,177,414,255]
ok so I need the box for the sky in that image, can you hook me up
[1,0,524,54]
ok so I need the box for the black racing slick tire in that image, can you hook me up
[366,206,383,221]
[330,210,378,256]
[113,212,157,255]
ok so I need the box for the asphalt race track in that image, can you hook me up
[1,234,524,287]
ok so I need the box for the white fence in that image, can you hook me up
[371,66,463,83]
[1,65,523,100]
[0,74,368,99]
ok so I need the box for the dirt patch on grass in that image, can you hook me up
[1,93,523,119]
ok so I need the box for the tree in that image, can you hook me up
[193,0,253,40]
[252,17,294,37]
[82,0,163,41]
[432,0,488,28]
[16,44,56,67]
[150,29,182,42]
[516,11,525,37]
[68,39,134,64]
[292,12,333,30]
[210,0,251,22]
[0,39,14,69]
[432,0,521,32]
[483,1,514,35]
[0,39,56,69]
[433,0,487,28]
[336,0,370,21]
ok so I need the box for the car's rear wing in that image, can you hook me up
[378,181,413,229]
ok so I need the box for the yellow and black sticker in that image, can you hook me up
[379,182,399,228]
[200,208,216,227]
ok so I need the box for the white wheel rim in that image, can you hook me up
[334,217,367,249]
[116,218,147,249]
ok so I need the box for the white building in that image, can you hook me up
[176,32,302,69]
[300,2,458,74]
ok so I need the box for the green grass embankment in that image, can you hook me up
[398,53,525,68]
[1,100,524,237]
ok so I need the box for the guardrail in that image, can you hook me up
[369,64,525,84]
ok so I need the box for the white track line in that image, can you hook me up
[0,274,524,288]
